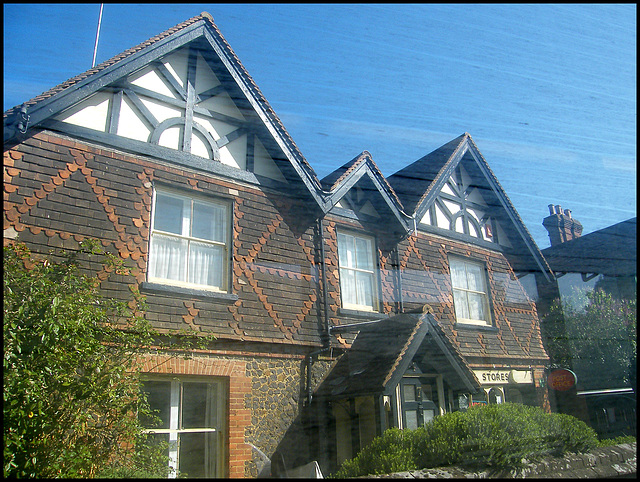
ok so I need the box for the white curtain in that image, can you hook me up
[150,234,187,282]
[189,241,224,288]
[338,233,375,308]
[450,259,487,321]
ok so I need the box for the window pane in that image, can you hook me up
[403,384,416,402]
[192,201,226,243]
[450,261,467,289]
[355,271,374,307]
[182,382,214,429]
[149,234,187,282]
[178,432,219,478]
[453,289,470,319]
[338,233,355,268]
[188,241,224,288]
[466,263,484,291]
[154,193,184,234]
[405,410,418,430]
[178,432,206,478]
[340,268,356,305]
[355,236,373,270]
[467,292,486,320]
[141,380,172,429]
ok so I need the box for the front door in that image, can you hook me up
[401,377,422,429]
[400,377,438,430]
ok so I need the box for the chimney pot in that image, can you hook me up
[543,206,582,246]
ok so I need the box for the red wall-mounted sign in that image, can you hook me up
[547,369,577,391]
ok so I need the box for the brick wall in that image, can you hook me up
[4,130,325,345]
[4,130,335,477]
[397,231,548,364]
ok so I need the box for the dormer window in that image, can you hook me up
[449,257,492,326]
[337,231,378,312]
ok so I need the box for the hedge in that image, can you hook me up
[331,403,598,478]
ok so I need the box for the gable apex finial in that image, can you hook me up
[200,11,214,23]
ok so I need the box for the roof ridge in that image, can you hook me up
[3,11,321,188]
[4,13,209,118]
[204,18,319,183]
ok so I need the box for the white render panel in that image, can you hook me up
[204,91,245,121]
[454,216,464,233]
[158,126,181,150]
[130,67,177,98]
[467,187,486,206]
[434,203,448,229]
[495,222,512,248]
[467,208,479,222]
[190,131,210,159]
[443,199,459,216]
[359,200,379,218]
[162,51,188,88]
[219,134,247,170]
[140,98,183,123]
[420,211,432,225]
[194,115,234,140]
[459,163,472,187]
[117,97,151,141]
[469,222,481,238]
[195,52,221,94]
[163,61,184,88]
[441,182,455,196]
[253,136,285,182]
[58,92,110,132]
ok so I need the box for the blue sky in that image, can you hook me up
[4,4,636,248]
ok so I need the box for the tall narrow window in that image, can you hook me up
[142,378,227,478]
[337,231,378,311]
[449,257,492,325]
[149,189,230,291]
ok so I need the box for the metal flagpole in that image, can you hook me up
[91,4,104,68]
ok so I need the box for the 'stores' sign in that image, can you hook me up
[547,368,577,391]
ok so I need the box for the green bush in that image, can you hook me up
[332,428,417,478]
[331,403,598,478]
[597,435,636,447]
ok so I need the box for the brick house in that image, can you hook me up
[536,210,636,439]
[4,12,553,478]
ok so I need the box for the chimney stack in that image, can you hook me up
[542,204,583,246]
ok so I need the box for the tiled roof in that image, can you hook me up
[314,310,478,400]
[320,150,406,211]
[387,133,552,277]
[314,312,426,400]
[542,217,636,277]
[387,133,468,215]
[4,12,320,186]
[4,14,205,119]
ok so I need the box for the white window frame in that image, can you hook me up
[337,231,379,312]
[148,187,231,292]
[141,377,227,478]
[449,257,492,326]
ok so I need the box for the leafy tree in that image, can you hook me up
[3,241,171,478]
[544,288,636,391]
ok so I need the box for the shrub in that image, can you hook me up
[3,241,171,478]
[330,403,598,478]
[597,435,636,447]
[332,428,417,478]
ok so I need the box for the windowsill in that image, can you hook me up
[140,282,238,302]
[338,307,385,320]
[454,322,498,332]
